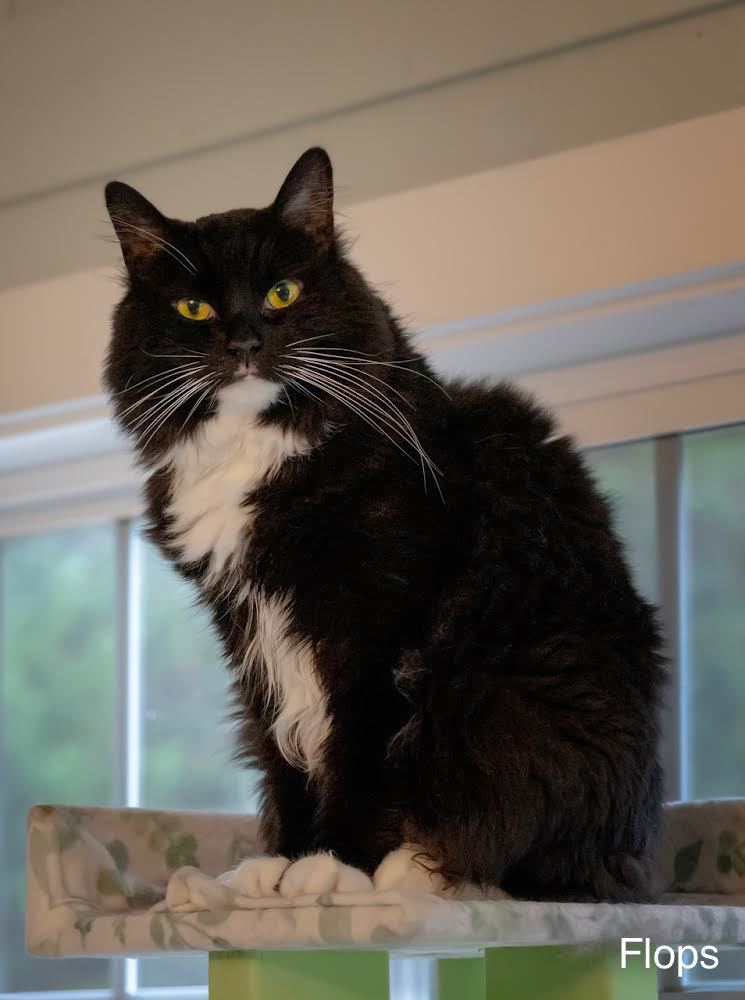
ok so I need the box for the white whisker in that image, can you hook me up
[292,348,451,399]
[281,364,443,500]
[128,370,210,434]
[142,349,210,360]
[116,365,203,411]
[282,364,415,467]
[139,374,217,450]
[285,333,333,348]
[294,345,383,357]
[300,364,442,494]
[284,354,414,410]
[116,361,204,396]
[286,361,439,467]
[176,381,218,439]
[282,373,325,406]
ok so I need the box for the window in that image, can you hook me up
[2,526,115,994]
[0,523,252,995]
[584,439,657,604]
[680,425,745,989]
[589,427,745,807]
[683,425,745,801]
[1,425,744,996]
[588,427,745,991]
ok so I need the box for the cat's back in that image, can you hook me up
[445,378,558,452]
[443,378,645,616]
[444,378,584,498]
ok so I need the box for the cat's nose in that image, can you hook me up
[227,335,261,360]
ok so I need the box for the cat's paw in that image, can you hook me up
[373,843,448,894]
[217,855,290,897]
[278,853,374,897]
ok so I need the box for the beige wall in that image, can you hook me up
[2,0,745,415]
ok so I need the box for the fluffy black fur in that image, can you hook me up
[104,148,665,901]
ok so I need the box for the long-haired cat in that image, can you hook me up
[104,148,664,902]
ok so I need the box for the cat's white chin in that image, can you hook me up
[220,374,281,415]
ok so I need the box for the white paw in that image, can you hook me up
[217,855,290,897]
[278,853,374,897]
[373,844,447,894]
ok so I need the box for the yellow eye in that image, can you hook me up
[265,279,302,310]
[174,298,215,321]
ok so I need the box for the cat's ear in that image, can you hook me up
[274,147,334,251]
[105,181,175,275]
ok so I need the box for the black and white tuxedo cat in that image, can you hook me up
[104,148,664,902]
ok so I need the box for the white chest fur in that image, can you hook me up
[244,590,331,774]
[166,379,302,581]
[162,378,330,774]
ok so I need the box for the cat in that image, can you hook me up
[104,147,664,902]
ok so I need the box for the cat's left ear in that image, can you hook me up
[105,181,177,277]
[274,147,334,252]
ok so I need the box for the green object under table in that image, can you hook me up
[208,946,657,999]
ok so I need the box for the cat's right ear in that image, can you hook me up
[105,182,173,276]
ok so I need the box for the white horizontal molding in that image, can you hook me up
[0,488,140,541]
[0,411,118,470]
[521,330,745,410]
[0,449,139,540]
[556,368,745,448]
[423,261,745,380]
[0,411,139,538]
[0,447,135,513]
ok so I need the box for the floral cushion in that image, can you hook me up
[26,800,745,958]
[655,798,745,895]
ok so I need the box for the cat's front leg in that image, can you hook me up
[257,749,316,859]
[235,704,314,858]
[303,714,403,874]
[222,743,374,899]
[232,749,377,899]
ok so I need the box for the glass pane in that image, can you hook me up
[138,529,254,812]
[137,529,257,988]
[584,439,657,602]
[138,953,208,989]
[1,525,114,992]
[684,424,745,800]
[680,424,745,987]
